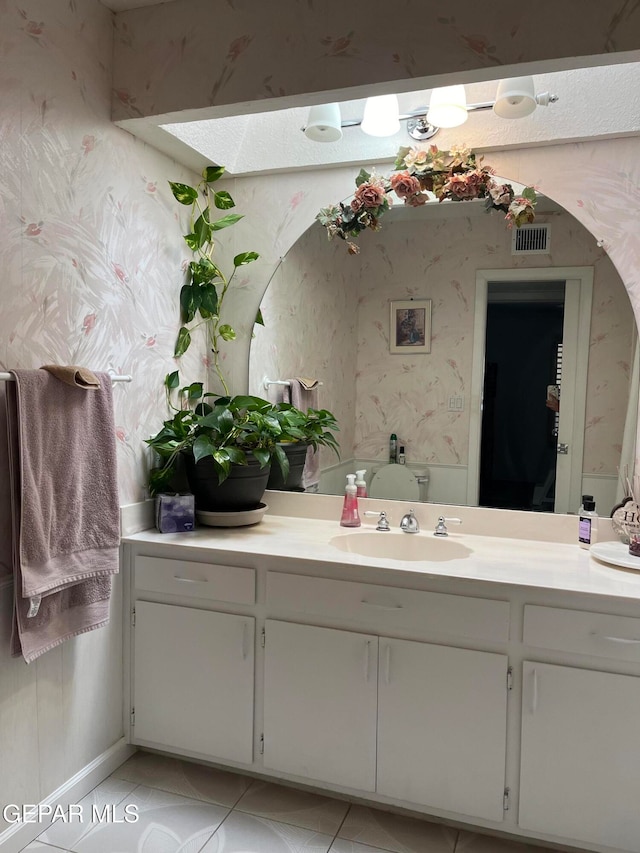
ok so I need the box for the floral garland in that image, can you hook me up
[316,145,537,255]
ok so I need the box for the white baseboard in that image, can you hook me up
[0,738,135,853]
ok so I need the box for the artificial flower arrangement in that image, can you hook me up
[316,145,537,254]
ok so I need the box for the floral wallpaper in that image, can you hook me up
[249,224,358,470]
[249,206,632,479]
[111,0,640,121]
[0,0,202,536]
[3,0,640,535]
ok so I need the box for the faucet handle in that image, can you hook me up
[400,509,420,534]
[434,516,462,536]
[364,510,391,531]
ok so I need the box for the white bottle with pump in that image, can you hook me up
[578,498,598,549]
[355,470,368,498]
[340,474,361,527]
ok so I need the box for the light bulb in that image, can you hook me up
[360,95,400,137]
[426,85,468,128]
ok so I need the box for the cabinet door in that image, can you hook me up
[133,601,254,764]
[520,661,640,851]
[263,620,377,791]
[377,638,508,822]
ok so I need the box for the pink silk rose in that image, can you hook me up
[390,171,422,200]
[352,181,387,210]
[443,170,486,200]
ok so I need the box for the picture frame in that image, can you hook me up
[389,299,432,354]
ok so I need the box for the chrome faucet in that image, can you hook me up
[400,509,420,533]
[434,516,462,536]
[364,510,391,531]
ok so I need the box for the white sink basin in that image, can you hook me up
[330,531,472,562]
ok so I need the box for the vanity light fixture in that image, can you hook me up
[426,85,468,129]
[494,76,543,118]
[303,103,343,142]
[360,94,401,137]
[302,77,558,143]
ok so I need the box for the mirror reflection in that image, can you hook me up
[249,195,635,515]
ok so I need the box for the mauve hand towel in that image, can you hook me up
[5,369,120,662]
[289,378,321,489]
[0,386,12,581]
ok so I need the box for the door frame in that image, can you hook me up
[467,266,594,513]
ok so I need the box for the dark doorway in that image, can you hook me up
[479,282,565,511]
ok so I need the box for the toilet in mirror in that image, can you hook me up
[368,463,428,503]
[250,193,636,516]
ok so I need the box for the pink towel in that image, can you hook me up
[5,369,120,662]
[0,386,12,581]
[289,378,321,490]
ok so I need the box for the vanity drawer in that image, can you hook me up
[134,556,255,605]
[523,605,640,662]
[267,572,509,643]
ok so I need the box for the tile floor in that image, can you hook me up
[19,751,578,853]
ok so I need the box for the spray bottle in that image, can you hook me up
[340,474,361,527]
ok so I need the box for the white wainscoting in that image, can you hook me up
[319,458,468,507]
[580,473,619,517]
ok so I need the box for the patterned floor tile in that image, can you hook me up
[330,839,397,853]
[36,777,137,851]
[111,751,251,807]
[338,805,458,853]
[200,811,333,852]
[235,780,349,834]
[71,785,228,853]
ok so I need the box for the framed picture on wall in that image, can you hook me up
[389,299,432,354]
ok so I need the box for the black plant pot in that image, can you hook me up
[184,452,271,511]
[267,442,309,491]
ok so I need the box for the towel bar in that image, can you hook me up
[0,371,132,383]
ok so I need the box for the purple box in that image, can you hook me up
[155,493,195,533]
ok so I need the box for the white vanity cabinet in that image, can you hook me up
[263,620,378,791]
[264,571,511,823]
[376,638,508,822]
[130,555,256,764]
[519,605,640,852]
[122,530,640,853]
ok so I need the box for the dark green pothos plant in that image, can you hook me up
[169,165,262,395]
[146,375,341,496]
[146,376,286,495]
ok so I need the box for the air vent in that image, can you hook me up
[511,223,550,255]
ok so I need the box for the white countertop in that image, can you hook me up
[123,511,640,603]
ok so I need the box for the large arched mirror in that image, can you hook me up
[249,191,636,515]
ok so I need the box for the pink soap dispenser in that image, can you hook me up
[355,469,368,498]
[340,474,361,527]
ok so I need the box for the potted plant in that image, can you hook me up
[267,403,340,491]
[147,164,341,512]
[146,375,290,510]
